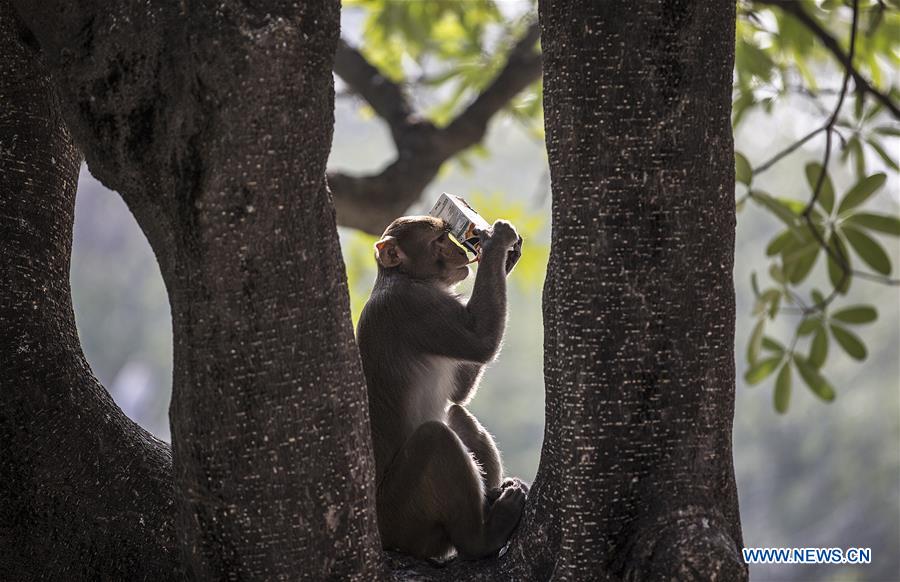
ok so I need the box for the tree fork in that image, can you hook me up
[10,0,384,578]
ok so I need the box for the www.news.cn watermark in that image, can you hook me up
[742,547,872,565]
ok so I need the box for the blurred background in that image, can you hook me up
[69,2,898,580]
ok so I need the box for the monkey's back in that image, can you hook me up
[357,281,463,485]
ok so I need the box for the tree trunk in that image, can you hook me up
[3,0,745,579]
[0,5,179,579]
[7,1,382,579]
[520,0,746,578]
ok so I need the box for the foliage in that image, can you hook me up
[343,0,543,132]
[341,0,899,414]
[734,0,900,412]
[741,165,895,411]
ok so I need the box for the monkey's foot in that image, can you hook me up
[485,477,529,508]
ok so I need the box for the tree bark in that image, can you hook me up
[339,2,749,580]
[514,0,747,578]
[3,0,746,578]
[0,4,179,579]
[9,0,383,579]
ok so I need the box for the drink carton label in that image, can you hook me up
[429,193,491,253]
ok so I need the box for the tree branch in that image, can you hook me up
[442,21,543,156]
[329,21,542,235]
[334,39,418,141]
[754,0,900,119]
[13,2,385,577]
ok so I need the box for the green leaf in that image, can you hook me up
[853,91,865,120]
[830,324,868,360]
[867,139,900,172]
[762,336,785,353]
[851,137,866,179]
[797,318,821,336]
[745,356,782,385]
[874,126,900,137]
[831,305,877,324]
[845,212,900,236]
[747,318,765,364]
[736,37,775,82]
[795,356,836,402]
[766,230,793,256]
[837,173,886,215]
[809,327,829,368]
[735,152,752,186]
[774,362,791,413]
[840,135,858,165]
[778,196,809,216]
[805,162,835,214]
[826,234,851,295]
[769,264,786,284]
[753,191,799,227]
[811,289,825,306]
[768,293,782,319]
[785,243,819,285]
[754,289,780,317]
[781,238,818,263]
[843,225,892,275]
[750,272,760,297]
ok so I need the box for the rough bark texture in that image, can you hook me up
[522,0,747,579]
[3,0,746,579]
[9,0,382,579]
[0,5,179,579]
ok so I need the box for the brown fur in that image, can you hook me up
[357,216,527,559]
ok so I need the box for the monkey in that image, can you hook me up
[356,214,528,560]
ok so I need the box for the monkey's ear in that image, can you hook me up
[375,236,405,268]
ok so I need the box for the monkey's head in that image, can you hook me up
[374,216,472,286]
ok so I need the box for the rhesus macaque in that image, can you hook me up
[357,215,527,560]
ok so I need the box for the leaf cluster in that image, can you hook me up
[741,165,897,412]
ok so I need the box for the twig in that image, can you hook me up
[753,0,900,119]
[753,1,900,313]
[753,126,825,175]
[801,0,858,313]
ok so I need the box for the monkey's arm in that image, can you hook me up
[451,364,483,404]
[404,224,516,363]
[460,221,516,351]
[399,287,500,363]
[451,232,520,401]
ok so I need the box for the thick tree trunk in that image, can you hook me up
[4,0,745,578]
[8,1,382,579]
[363,3,748,580]
[0,5,179,579]
[519,0,746,579]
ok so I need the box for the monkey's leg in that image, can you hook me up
[447,404,502,491]
[378,421,525,560]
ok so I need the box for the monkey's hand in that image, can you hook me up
[476,220,519,254]
[476,220,522,274]
[504,236,523,275]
